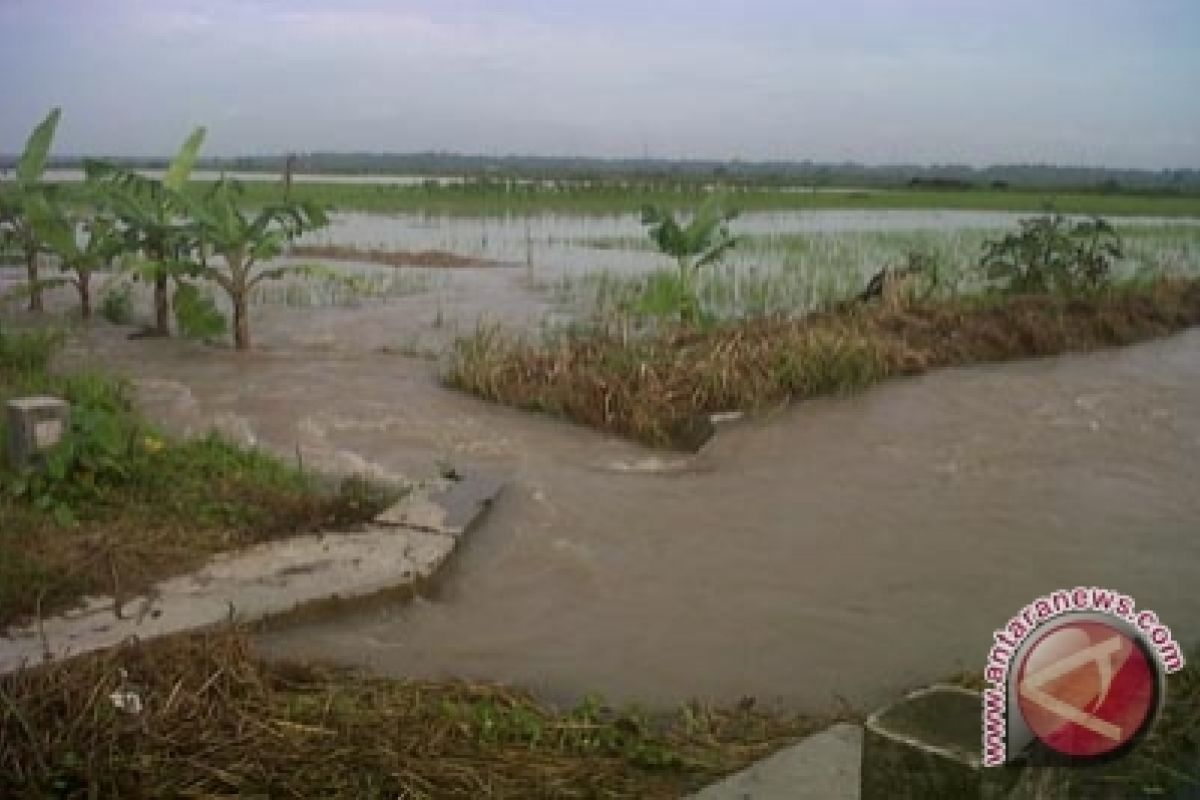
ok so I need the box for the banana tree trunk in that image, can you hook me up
[153,272,170,335]
[25,245,42,312]
[77,272,92,320]
[232,289,250,350]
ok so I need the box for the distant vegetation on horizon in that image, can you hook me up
[2,152,1198,193]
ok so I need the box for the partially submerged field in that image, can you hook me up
[450,279,1200,447]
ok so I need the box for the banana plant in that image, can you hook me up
[0,107,62,312]
[185,178,329,350]
[84,127,206,336]
[640,196,739,323]
[27,191,125,320]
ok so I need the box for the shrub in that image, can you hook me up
[979,214,1122,295]
[0,326,61,378]
[173,281,227,341]
[100,283,135,324]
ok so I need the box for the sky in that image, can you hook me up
[1,0,1198,168]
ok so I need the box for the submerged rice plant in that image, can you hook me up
[548,224,1200,329]
[248,263,439,308]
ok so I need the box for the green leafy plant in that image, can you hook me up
[28,194,126,320]
[4,394,139,526]
[0,326,62,379]
[980,214,1123,295]
[640,196,739,323]
[0,107,62,312]
[172,281,227,340]
[85,127,207,336]
[184,178,329,349]
[99,283,135,325]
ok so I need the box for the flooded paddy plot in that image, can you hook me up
[11,206,1200,713]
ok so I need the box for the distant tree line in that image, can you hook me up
[2,152,1198,193]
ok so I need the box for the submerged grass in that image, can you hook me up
[0,628,835,799]
[290,243,508,269]
[0,327,398,629]
[449,279,1200,448]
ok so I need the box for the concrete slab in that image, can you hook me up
[0,527,454,676]
[376,472,504,536]
[691,723,863,800]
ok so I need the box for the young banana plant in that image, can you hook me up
[2,107,62,312]
[27,191,125,320]
[84,127,206,335]
[185,178,329,350]
[640,195,739,323]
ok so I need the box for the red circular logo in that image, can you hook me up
[1015,618,1159,759]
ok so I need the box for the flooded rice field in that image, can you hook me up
[26,207,1200,712]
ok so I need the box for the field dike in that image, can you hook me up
[448,278,1200,448]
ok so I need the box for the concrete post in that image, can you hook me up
[6,396,70,470]
[861,685,1075,799]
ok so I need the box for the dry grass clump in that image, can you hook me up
[448,279,1200,448]
[291,244,507,270]
[0,629,833,799]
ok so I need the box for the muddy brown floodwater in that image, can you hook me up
[60,301,1200,714]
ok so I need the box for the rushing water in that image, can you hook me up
[57,314,1200,714]
[19,207,1200,713]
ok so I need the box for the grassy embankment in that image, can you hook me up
[1,630,1195,798]
[450,279,1200,448]
[0,327,396,629]
[198,180,1200,217]
[0,629,832,798]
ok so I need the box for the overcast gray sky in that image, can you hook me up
[2,0,1198,167]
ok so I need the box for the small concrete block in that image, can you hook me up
[691,723,863,800]
[377,473,504,537]
[6,396,70,469]
[861,685,1073,800]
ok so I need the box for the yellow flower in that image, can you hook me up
[142,435,165,454]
